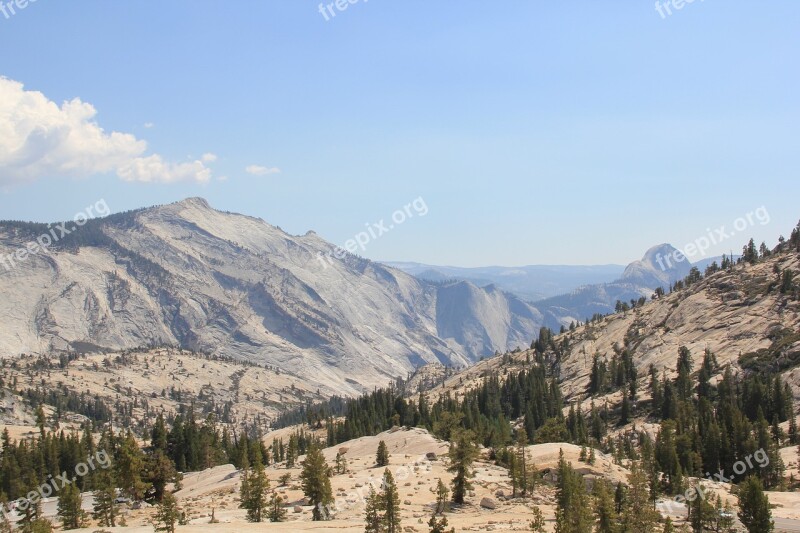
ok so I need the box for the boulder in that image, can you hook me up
[480,497,497,510]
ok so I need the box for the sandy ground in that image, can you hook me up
[57,427,559,532]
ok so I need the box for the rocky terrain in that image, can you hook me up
[0,198,550,396]
[427,249,800,404]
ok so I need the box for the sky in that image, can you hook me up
[0,1,798,267]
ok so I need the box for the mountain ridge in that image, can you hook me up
[0,198,545,395]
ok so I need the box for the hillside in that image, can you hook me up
[427,246,800,405]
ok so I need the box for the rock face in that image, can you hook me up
[0,198,545,395]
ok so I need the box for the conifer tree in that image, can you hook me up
[689,485,716,532]
[238,447,250,512]
[117,430,147,500]
[153,492,179,533]
[57,482,86,530]
[737,476,773,532]
[147,449,177,502]
[428,512,454,533]
[514,432,535,497]
[92,464,117,527]
[300,442,333,520]
[529,506,546,532]
[241,454,269,522]
[554,449,592,533]
[364,487,383,533]
[267,491,288,522]
[447,430,478,505]
[382,469,402,533]
[433,478,449,514]
[592,479,618,533]
[620,462,660,532]
[376,440,390,467]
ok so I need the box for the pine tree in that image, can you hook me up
[92,464,117,527]
[300,442,334,520]
[146,449,177,502]
[713,494,735,532]
[447,430,479,505]
[433,478,449,514]
[620,461,660,532]
[376,440,390,467]
[364,487,384,533]
[514,432,535,497]
[382,469,402,533]
[554,449,592,533]
[662,517,675,533]
[117,430,147,500]
[35,405,46,437]
[286,435,299,468]
[593,479,618,533]
[737,476,774,532]
[153,492,180,533]
[428,512,454,533]
[57,482,86,530]
[241,454,269,522]
[790,407,798,445]
[267,491,288,522]
[530,506,546,532]
[689,484,715,532]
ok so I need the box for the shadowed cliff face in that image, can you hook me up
[0,198,545,395]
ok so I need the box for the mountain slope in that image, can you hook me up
[0,198,544,395]
[425,246,800,403]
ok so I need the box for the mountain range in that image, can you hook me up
[0,198,708,394]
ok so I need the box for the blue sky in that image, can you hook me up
[0,1,798,266]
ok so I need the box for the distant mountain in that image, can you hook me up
[383,262,625,302]
[533,244,694,327]
[389,245,705,330]
[620,243,693,288]
[0,198,546,395]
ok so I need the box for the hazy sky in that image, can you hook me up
[1,1,798,266]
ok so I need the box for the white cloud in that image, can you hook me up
[144,122,155,128]
[0,77,216,185]
[245,164,281,176]
[117,155,213,184]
